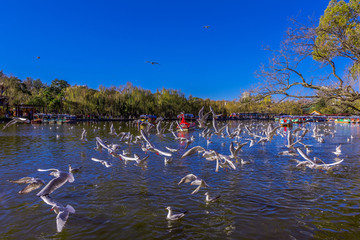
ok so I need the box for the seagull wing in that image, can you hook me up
[37,168,59,172]
[215,158,219,172]
[36,173,69,196]
[56,210,69,232]
[8,177,34,184]
[40,195,58,207]
[224,158,236,170]
[229,142,235,157]
[19,180,44,194]
[178,174,198,185]
[212,118,219,133]
[176,121,184,131]
[336,145,342,152]
[296,148,315,164]
[181,146,205,159]
[154,148,172,157]
[140,129,154,148]
[90,157,104,163]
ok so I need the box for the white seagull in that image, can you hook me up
[90,158,112,168]
[166,206,187,221]
[37,167,75,196]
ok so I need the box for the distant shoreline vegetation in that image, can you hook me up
[0,70,336,118]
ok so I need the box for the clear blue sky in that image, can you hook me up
[0,0,330,100]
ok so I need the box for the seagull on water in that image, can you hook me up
[205,192,221,203]
[166,206,187,221]
[164,157,173,165]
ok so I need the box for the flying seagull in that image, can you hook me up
[146,61,159,65]
[40,195,75,232]
[36,167,75,196]
[8,177,45,194]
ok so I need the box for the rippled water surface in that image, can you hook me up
[1,121,360,240]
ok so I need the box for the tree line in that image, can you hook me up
[0,71,313,118]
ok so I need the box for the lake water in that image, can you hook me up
[1,121,360,239]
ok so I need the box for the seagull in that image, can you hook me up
[140,129,155,149]
[278,150,297,156]
[296,148,344,170]
[178,174,198,185]
[2,117,29,130]
[197,107,211,128]
[229,142,247,158]
[95,137,113,153]
[216,156,236,172]
[8,177,45,194]
[40,195,75,232]
[153,147,173,157]
[146,61,159,65]
[135,155,149,165]
[181,146,205,159]
[53,202,76,232]
[166,206,187,221]
[164,157,173,165]
[178,174,209,194]
[80,128,87,141]
[109,123,116,135]
[205,192,221,203]
[190,179,209,194]
[203,25,210,29]
[165,146,178,152]
[68,164,82,173]
[212,118,227,136]
[333,145,342,156]
[37,167,75,196]
[90,158,112,168]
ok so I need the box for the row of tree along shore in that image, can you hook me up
[0,69,352,121]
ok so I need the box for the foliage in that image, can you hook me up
[1,70,315,117]
[256,0,360,112]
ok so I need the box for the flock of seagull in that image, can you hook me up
[4,106,349,232]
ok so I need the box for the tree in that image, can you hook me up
[256,0,360,112]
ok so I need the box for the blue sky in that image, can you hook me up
[0,0,330,100]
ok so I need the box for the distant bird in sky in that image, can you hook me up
[146,61,159,65]
[203,25,210,29]
[37,56,40,59]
